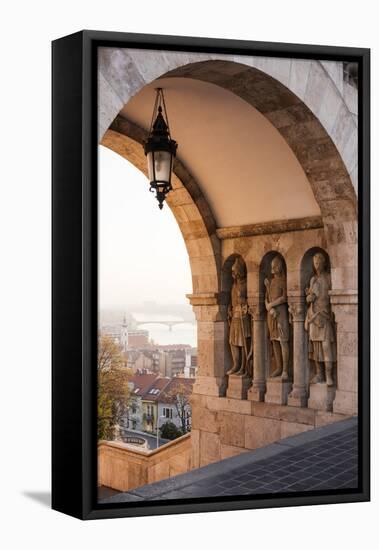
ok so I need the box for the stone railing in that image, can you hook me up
[98,433,191,492]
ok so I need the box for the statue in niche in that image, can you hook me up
[264,255,290,380]
[226,257,252,377]
[305,252,336,386]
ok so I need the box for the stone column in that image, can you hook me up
[330,290,358,415]
[187,292,227,469]
[287,293,308,408]
[187,292,228,397]
[248,297,266,402]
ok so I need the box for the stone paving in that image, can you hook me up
[99,417,358,503]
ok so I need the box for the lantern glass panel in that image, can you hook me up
[146,151,155,182]
[153,150,171,183]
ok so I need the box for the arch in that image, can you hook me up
[162,61,356,221]
[99,51,358,194]
[99,52,358,297]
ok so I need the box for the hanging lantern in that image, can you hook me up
[144,88,177,209]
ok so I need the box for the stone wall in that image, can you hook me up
[189,224,357,468]
[98,433,191,492]
[190,394,348,468]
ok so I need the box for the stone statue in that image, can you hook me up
[305,252,336,387]
[264,255,290,380]
[226,257,252,377]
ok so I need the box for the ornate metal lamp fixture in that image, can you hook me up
[144,88,177,209]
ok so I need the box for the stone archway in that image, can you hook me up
[160,60,357,294]
[99,53,358,294]
[99,50,358,447]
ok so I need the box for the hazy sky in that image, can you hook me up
[99,146,193,309]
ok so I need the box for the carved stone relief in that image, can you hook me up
[305,251,337,387]
[226,257,252,377]
[264,255,290,381]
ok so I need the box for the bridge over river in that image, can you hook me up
[134,319,196,332]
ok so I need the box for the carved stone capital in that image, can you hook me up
[288,294,306,322]
[247,292,265,320]
[187,293,229,322]
[288,302,305,322]
[248,303,265,321]
[186,292,220,307]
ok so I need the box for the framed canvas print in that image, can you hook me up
[52,30,370,520]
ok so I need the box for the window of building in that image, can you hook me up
[163,407,173,419]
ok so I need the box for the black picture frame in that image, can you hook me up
[52,30,370,520]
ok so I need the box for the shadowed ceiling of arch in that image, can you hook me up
[120,76,321,228]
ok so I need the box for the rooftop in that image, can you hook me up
[128,372,158,397]
[143,377,171,401]
[159,377,195,402]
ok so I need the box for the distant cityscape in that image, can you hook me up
[99,307,197,449]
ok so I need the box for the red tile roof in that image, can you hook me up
[142,377,171,401]
[129,373,194,402]
[129,373,158,397]
[159,377,195,402]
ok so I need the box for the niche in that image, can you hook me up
[301,247,336,389]
[260,251,292,380]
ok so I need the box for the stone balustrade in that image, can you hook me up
[98,433,191,492]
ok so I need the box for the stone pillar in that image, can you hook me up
[330,290,358,415]
[287,293,308,408]
[248,298,266,402]
[187,293,228,397]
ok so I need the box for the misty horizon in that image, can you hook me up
[99,146,193,312]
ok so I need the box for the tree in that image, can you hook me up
[165,380,193,435]
[98,334,130,440]
[160,421,182,440]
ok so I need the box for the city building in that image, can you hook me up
[127,330,149,348]
[158,377,195,433]
[100,320,150,350]
[156,345,197,378]
[125,371,194,435]
[120,315,128,352]
[125,350,153,372]
[141,377,171,433]
[125,371,158,431]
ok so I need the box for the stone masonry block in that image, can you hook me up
[252,401,315,426]
[280,421,313,439]
[219,411,246,448]
[200,431,221,467]
[190,428,200,469]
[221,444,249,460]
[206,396,252,415]
[191,399,219,434]
[245,415,281,449]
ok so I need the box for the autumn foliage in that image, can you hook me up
[97,334,130,440]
